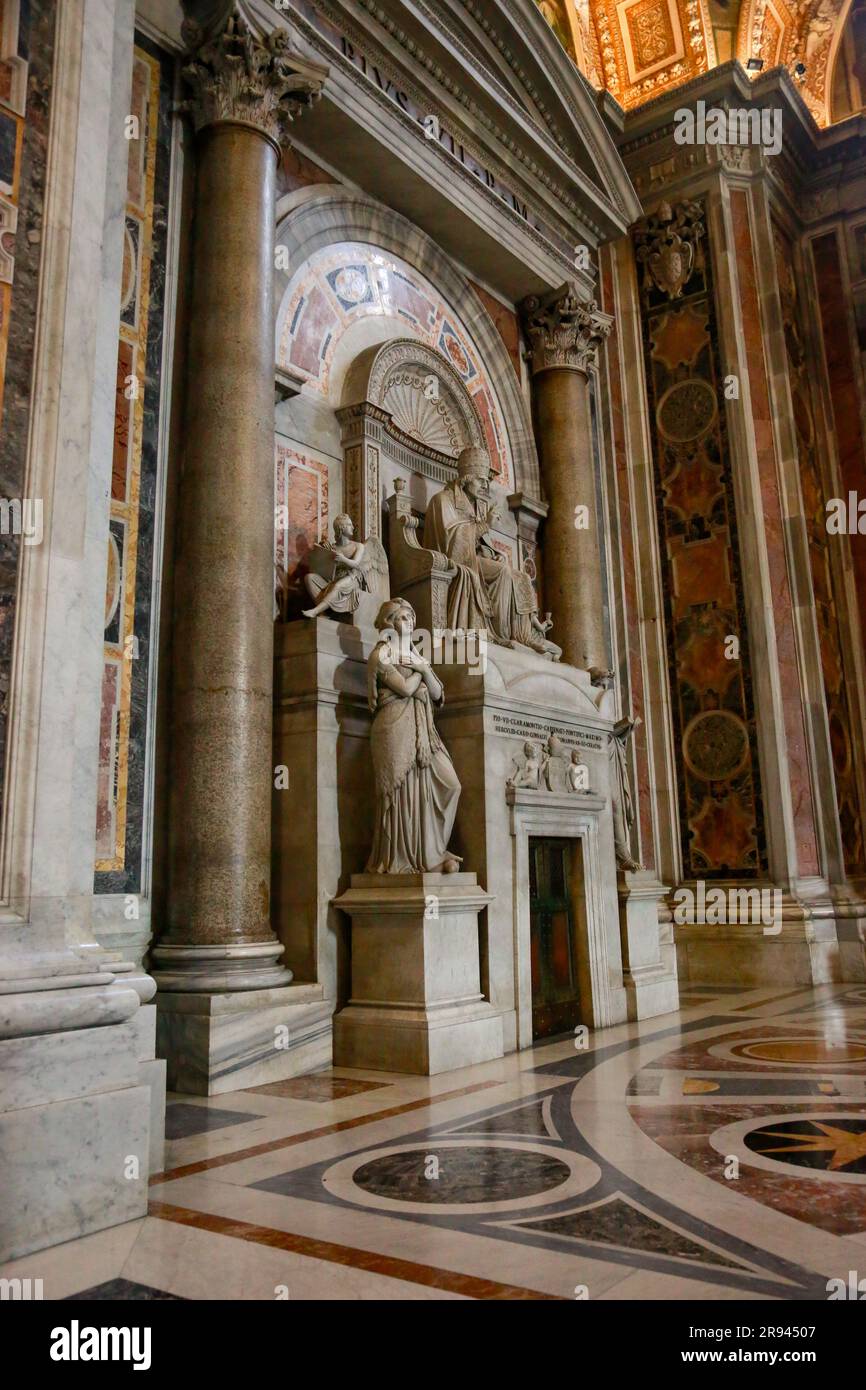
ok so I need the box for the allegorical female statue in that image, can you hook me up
[366,597,461,875]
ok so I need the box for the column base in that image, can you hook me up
[150,940,293,992]
[332,872,504,1076]
[155,983,332,1097]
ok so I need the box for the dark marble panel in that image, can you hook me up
[94,31,173,895]
[164,1103,262,1140]
[0,0,55,821]
[445,1097,553,1139]
[65,1279,184,1301]
[244,1075,390,1102]
[676,1075,841,1097]
[351,1145,572,1205]
[523,1195,746,1270]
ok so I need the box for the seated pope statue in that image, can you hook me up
[423,445,557,657]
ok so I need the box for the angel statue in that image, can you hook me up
[302,513,389,619]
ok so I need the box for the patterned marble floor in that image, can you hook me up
[7,982,866,1300]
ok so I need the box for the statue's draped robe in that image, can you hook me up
[305,540,367,613]
[423,481,528,643]
[366,649,460,874]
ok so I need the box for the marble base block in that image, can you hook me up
[676,927,842,987]
[0,1022,150,1262]
[156,983,332,1096]
[333,872,504,1075]
[619,872,679,1020]
[133,1004,166,1171]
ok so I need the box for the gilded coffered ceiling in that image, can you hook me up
[534,0,857,125]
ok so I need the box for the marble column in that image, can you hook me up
[522,286,612,672]
[152,9,325,993]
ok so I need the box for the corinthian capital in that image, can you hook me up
[181,2,326,149]
[521,284,613,376]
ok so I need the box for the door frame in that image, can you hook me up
[509,791,620,1047]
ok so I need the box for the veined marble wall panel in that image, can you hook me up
[0,0,54,834]
[94,33,172,892]
[467,279,523,386]
[632,198,768,879]
[275,442,331,582]
[773,220,865,875]
[811,229,866,659]
[276,241,514,490]
[599,242,655,873]
[728,190,819,879]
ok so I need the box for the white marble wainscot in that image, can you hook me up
[155,984,332,1097]
[617,870,679,1020]
[436,646,628,1049]
[333,872,504,1075]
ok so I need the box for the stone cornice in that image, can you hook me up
[521,285,613,376]
[328,0,607,243]
[181,3,326,148]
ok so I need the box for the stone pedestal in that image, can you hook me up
[333,873,504,1075]
[618,871,679,1020]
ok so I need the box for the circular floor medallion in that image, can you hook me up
[352,1144,569,1205]
[321,1140,601,1217]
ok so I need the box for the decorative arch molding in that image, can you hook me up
[344,338,484,456]
[337,337,488,539]
[274,187,542,498]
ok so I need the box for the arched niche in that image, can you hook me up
[273,186,541,502]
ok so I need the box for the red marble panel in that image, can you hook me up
[812,231,866,664]
[112,338,133,502]
[288,284,338,378]
[469,280,522,380]
[95,660,120,860]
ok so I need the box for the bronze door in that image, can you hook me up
[529,837,583,1039]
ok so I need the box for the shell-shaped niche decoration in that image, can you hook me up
[382,371,463,457]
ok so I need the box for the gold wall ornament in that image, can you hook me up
[521,284,613,375]
[180,5,326,148]
[633,199,705,300]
